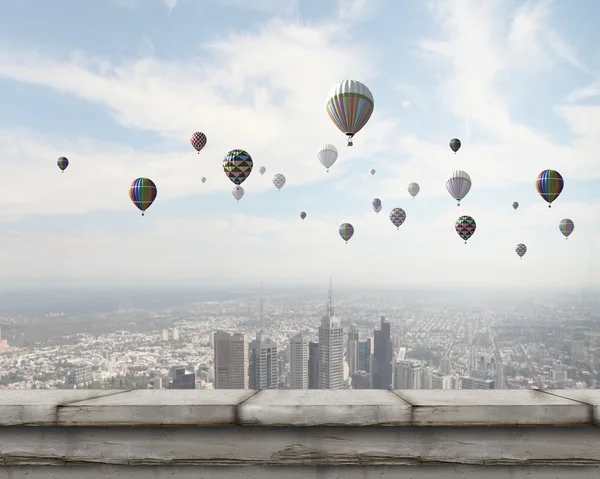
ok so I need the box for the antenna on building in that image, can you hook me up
[327,277,335,317]
[258,280,264,340]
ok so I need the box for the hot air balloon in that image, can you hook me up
[57,157,69,172]
[455,215,476,244]
[515,243,527,258]
[559,218,574,239]
[512,201,519,210]
[446,170,472,206]
[201,177,206,184]
[449,138,461,153]
[190,132,207,153]
[259,166,266,175]
[129,178,157,216]
[389,208,406,229]
[223,150,253,185]
[326,80,374,146]
[317,144,338,172]
[232,186,244,202]
[339,223,354,243]
[408,182,420,199]
[370,169,376,175]
[372,198,382,214]
[273,174,286,191]
[536,169,563,208]
[300,211,307,220]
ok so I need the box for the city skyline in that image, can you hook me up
[0,0,598,288]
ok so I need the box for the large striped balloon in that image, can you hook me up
[326,80,374,146]
[339,223,354,243]
[129,178,157,216]
[446,170,472,206]
[57,157,69,172]
[536,169,563,208]
[559,218,574,239]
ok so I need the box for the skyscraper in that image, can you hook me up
[346,325,359,375]
[248,333,278,389]
[357,338,372,373]
[308,341,319,389]
[213,331,248,389]
[317,280,344,389]
[289,333,308,389]
[372,316,393,389]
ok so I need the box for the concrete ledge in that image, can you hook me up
[0,389,596,427]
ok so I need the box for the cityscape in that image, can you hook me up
[0,283,597,392]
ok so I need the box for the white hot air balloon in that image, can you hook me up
[407,182,420,199]
[326,80,375,146]
[232,186,244,202]
[317,144,338,173]
[446,170,472,206]
[259,166,266,175]
[273,174,286,191]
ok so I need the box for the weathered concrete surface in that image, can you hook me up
[0,465,598,479]
[239,390,412,426]
[542,390,600,426]
[0,390,127,426]
[0,426,598,466]
[394,389,592,426]
[58,390,259,426]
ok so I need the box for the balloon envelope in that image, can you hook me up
[559,218,574,238]
[408,182,420,198]
[259,166,266,175]
[389,208,406,229]
[536,169,563,207]
[300,211,307,220]
[273,173,286,190]
[129,178,157,215]
[326,80,374,146]
[57,157,69,171]
[201,177,206,183]
[446,170,472,205]
[317,144,338,171]
[512,201,519,210]
[372,198,382,213]
[455,215,476,243]
[223,149,253,185]
[449,138,461,153]
[191,132,207,153]
[516,243,527,258]
[339,223,354,243]
[232,186,244,201]
[370,169,376,175]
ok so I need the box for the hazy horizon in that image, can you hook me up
[0,0,598,289]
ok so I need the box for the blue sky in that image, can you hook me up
[0,0,598,291]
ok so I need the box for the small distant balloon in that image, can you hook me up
[512,201,519,210]
[201,177,206,184]
[559,218,574,239]
[300,211,307,220]
[339,223,354,243]
[372,198,382,214]
[449,138,461,153]
[402,100,411,109]
[455,215,476,244]
[317,144,338,173]
[408,182,420,199]
[536,169,564,208]
[389,208,406,229]
[273,174,286,191]
[57,157,69,172]
[370,169,376,176]
[232,186,244,202]
[129,178,157,216]
[259,166,266,175]
[190,132,207,153]
[515,243,527,258]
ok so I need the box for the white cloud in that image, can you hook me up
[162,0,177,14]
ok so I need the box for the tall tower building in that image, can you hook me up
[317,280,344,389]
[248,334,278,389]
[346,325,359,375]
[308,341,319,389]
[289,333,308,389]
[372,316,393,389]
[213,331,248,389]
[357,338,372,373]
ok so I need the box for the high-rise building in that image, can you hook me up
[351,370,371,389]
[346,326,359,375]
[289,333,308,389]
[170,367,196,389]
[372,316,393,389]
[308,341,319,389]
[460,377,494,389]
[357,338,372,373]
[317,281,344,389]
[248,334,278,389]
[213,331,248,389]
[431,373,452,389]
[393,359,421,389]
